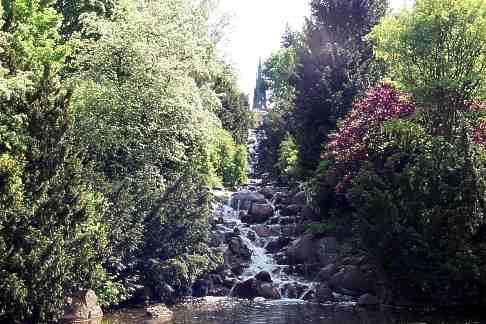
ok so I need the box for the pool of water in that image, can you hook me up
[98,297,485,324]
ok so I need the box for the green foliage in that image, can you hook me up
[0,1,109,322]
[369,0,486,135]
[55,0,116,36]
[292,0,388,174]
[276,133,300,184]
[257,42,299,180]
[212,64,253,145]
[305,221,337,236]
[348,125,486,305]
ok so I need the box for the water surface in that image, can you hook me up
[101,297,485,324]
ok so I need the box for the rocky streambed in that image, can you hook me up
[199,184,380,307]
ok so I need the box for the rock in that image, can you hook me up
[274,192,292,205]
[275,252,289,265]
[281,282,308,299]
[286,234,318,265]
[253,297,266,303]
[317,237,339,266]
[329,266,374,296]
[209,274,223,285]
[257,283,281,299]
[246,203,274,223]
[253,224,274,238]
[229,237,251,259]
[293,191,307,205]
[258,186,275,200]
[318,264,338,282]
[145,304,174,321]
[231,190,266,210]
[255,271,272,283]
[315,283,334,303]
[279,204,302,217]
[223,277,239,288]
[247,230,257,241]
[231,263,245,276]
[233,278,259,298]
[265,237,291,253]
[63,290,103,322]
[292,263,321,276]
[301,289,315,301]
[358,293,380,306]
[192,278,213,297]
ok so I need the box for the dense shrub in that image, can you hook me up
[348,123,486,306]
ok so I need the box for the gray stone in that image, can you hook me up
[265,237,291,253]
[318,264,338,282]
[257,283,281,299]
[231,190,266,210]
[315,284,334,303]
[255,271,272,283]
[145,304,174,321]
[329,266,374,296]
[63,290,103,322]
[358,293,380,306]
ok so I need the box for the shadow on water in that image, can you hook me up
[98,298,486,324]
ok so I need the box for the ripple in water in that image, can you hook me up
[100,297,485,324]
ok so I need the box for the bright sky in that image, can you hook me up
[218,0,414,98]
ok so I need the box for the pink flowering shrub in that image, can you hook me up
[324,83,416,193]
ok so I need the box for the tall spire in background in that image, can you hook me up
[253,58,267,110]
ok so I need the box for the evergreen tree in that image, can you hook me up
[293,0,387,174]
[0,1,105,322]
[253,59,267,110]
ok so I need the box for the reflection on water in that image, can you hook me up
[100,297,485,324]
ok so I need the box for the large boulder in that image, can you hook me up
[281,282,308,299]
[317,263,338,282]
[279,204,302,217]
[255,271,272,283]
[228,237,251,260]
[315,283,334,303]
[265,237,292,253]
[242,203,274,224]
[252,224,274,238]
[63,290,103,322]
[329,265,375,296]
[286,234,318,265]
[233,278,259,298]
[274,192,292,205]
[258,186,275,200]
[317,237,339,266]
[358,293,380,306]
[257,283,281,299]
[231,191,266,210]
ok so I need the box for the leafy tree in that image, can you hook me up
[55,0,116,36]
[0,1,106,322]
[212,64,253,145]
[369,0,486,137]
[276,133,300,184]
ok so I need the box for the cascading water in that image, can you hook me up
[211,127,317,300]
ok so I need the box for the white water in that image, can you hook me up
[211,128,316,299]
